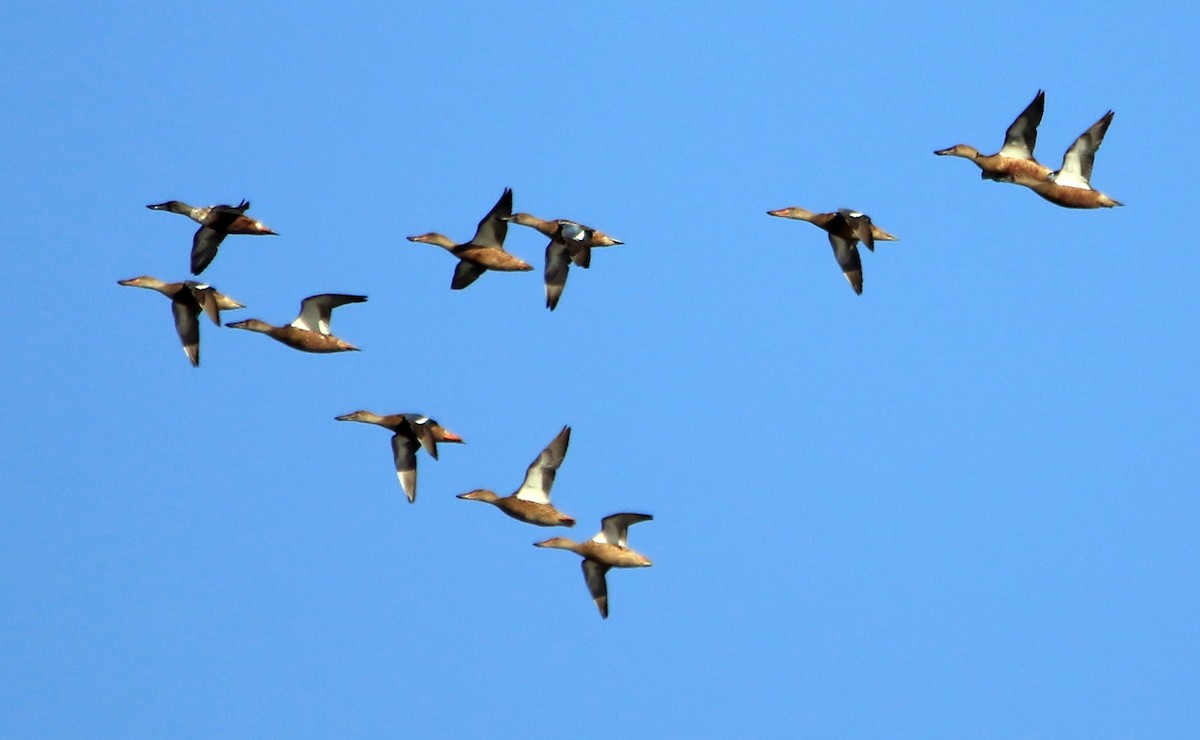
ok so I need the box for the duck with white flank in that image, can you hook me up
[225,294,366,352]
[457,426,576,526]
[1029,111,1123,208]
[535,513,653,619]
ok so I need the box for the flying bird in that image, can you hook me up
[766,207,899,295]
[457,426,576,526]
[335,411,464,502]
[117,275,244,367]
[1029,111,1123,208]
[934,90,1052,186]
[146,199,277,275]
[406,188,533,290]
[504,213,624,310]
[225,294,366,352]
[535,512,653,619]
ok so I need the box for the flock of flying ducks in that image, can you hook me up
[116,90,1121,617]
[118,189,647,618]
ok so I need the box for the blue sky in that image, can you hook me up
[2,2,1197,737]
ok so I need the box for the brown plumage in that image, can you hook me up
[147,199,277,275]
[335,411,464,502]
[406,188,534,289]
[1029,111,1123,209]
[535,513,653,619]
[117,275,244,367]
[457,426,576,526]
[225,294,366,353]
[934,90,1053,186]
[766,207,899,295]
[503,213,624,310]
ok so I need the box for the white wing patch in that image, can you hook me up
[1051,168,1089,190]
[290,300,323,332]
[997,143,1032,160]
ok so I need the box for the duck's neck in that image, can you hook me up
[230,318,275,333]
[167,201,206,221]
[423,233,459,250]
[143,278,177,295]
[511,213,557,237]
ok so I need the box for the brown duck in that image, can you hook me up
[335,411,464,502]
[766,207,899,294]
[934,90,1052,186]
[457,426,576,526]
[1027,111,1123,208]
[118,275,244,367]
[225,294,366,352]
[503,213,624,310]
[535,512,653,619]
[147,199,277,275]
[407,188,533,290]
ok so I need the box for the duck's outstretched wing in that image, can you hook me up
[999,90,1045,160]
[515,426,571,503]
[582,559,611,619]
[1054,111,1115,190]
[471,188,513,248]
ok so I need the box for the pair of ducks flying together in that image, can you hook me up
[118,277,366,365]
[334,416,652,619]
[934,89,1122,209]
[408,187,623,310]
[457,425,652,620]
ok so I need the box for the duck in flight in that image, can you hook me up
[1028,111,1123,208]
[535,512,653,619]
[225,294,366,352]
[147,199,277,275]
[407,188,533,290]
[457,426,576,526]
[118,275,244,367]
[934,90,1052,186]
[504,213,623,310]
[767,207,899,295]
[334,411,464,502]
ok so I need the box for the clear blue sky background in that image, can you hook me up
[2,2,1197,737]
